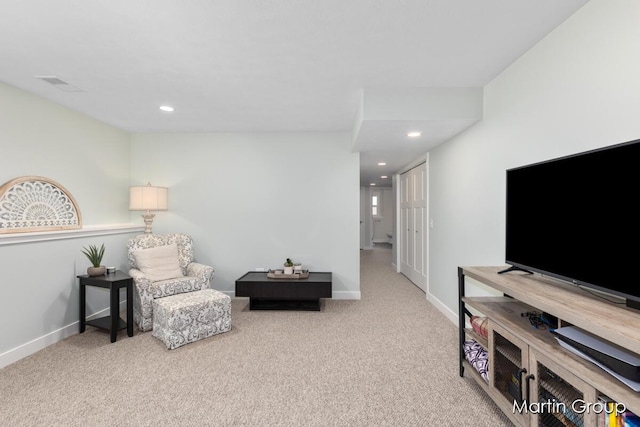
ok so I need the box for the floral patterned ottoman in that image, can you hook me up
[152,289,231,350]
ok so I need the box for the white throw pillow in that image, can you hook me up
[133,243,184,282]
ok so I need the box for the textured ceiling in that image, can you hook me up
[0,0,588,186]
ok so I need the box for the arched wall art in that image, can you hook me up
[0,176,82,234]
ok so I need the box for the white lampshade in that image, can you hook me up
[129,184,168,211]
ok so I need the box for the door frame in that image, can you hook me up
[360,186,374,250]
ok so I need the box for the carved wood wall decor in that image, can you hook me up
[0,176,82,234]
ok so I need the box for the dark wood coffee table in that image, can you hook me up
[235,271,332,311]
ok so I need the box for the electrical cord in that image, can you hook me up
[520,311,555,330]
[539,273,626,305]
[576,284,626,305]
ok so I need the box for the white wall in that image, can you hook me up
[130,132,361,299]
[428,0,640,319]
[0,83,137,366]
[0,85,361,366]
[4,0,629,364]
[0,83,132,226]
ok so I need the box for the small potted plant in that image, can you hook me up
[82,243,106,276]
[284,258,294,275]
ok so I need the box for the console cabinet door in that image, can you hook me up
[489,321,530,427]
[529,349,597,427]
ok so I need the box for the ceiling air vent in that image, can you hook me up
[34,75,83,92]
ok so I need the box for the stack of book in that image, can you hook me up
[598,396,638,427]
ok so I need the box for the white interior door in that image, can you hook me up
[400,171,412,273]
[399,162,427,292]
[410,164,427,291]
[360,188,365,249]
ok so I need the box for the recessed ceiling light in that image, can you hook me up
[159,105,174,112]
[407,132,422,138]
[381,176,388,179]
[377,162,386,166]
[370,183,376,186]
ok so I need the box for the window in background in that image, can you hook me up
[372,190,382,218]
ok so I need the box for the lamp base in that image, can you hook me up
[141,213,156,234]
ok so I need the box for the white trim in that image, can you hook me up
[425,153,430,300]
[394,174,401,272]
[427,291,458,325]
[0,304,120,369]
[332,291,361,300]
[397,155,428,177]
[0,223,144,246]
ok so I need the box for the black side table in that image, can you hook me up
[77,271,133,343]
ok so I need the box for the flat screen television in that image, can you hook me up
[503,139,640,309]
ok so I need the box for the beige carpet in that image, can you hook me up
[0,246,511,426]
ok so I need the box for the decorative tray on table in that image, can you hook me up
[267,269,309,279]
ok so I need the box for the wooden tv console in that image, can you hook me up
[458,266,640,427]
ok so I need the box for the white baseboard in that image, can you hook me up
[1,287,364,369]
[0,304,118,369]
[0,323,77,369]
[332,291,361,300]
[426,292,458,326]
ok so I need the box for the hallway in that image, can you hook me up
[361,241,425,296]
[357,242,510,425]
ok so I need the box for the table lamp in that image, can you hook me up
[129,182,168,233]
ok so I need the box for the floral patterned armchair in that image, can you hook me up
[127,233,214,332]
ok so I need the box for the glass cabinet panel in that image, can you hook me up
[531,350,595,427]
[536,365,584,427]
[489,322,531,426]
[494,330,525,404]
